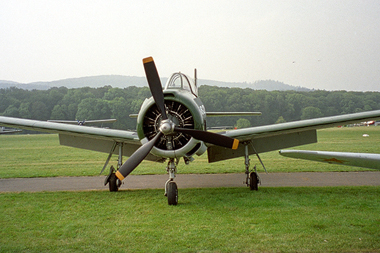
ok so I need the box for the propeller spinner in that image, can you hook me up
[115,57,239,181]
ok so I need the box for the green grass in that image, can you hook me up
[1,187,379,252]
[1,127,380,252]
[1,127,380,178]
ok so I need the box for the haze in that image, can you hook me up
[1,0,379,91]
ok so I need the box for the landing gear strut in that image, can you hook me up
[164,158,178,205]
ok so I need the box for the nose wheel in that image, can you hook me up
[164,159,178,205]
[166,181,178,205]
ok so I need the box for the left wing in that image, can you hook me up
[208,110,380,162]
[0,116,136,141]
[279,150,380,170]
[0,116,160,161]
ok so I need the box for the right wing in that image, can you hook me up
[279,150,380,170]
[0,116,160,161]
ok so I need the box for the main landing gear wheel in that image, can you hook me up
[108,172,119,192]
[104,166,121,192]
[167,181,178,205]
[249,172,259,191]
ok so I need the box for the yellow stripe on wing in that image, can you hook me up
[232,139,239,150]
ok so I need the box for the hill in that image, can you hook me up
[0,75,310,91]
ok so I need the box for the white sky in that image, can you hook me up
[1,0,379,91]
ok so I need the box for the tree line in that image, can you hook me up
[1,85,380,131]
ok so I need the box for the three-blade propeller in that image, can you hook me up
[115,57,239,181]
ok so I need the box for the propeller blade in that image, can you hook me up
[174,127,239,149]
[143,57,167,120]
[115,132,163,181]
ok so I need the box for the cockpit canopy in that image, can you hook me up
[164,72,198,96]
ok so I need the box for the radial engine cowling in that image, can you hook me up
[136,89,207,159]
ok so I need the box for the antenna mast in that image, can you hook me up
[194,68,197,87]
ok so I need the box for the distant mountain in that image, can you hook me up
[0,75,310,91]
[0,75,157,90]
[200,79,310,91]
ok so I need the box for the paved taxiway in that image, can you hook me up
[1,172,380,192]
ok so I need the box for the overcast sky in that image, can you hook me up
[1,0,379,91]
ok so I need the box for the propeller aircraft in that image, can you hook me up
[48,119,117,126]
[1,56,380,205]
[0,127,21,134]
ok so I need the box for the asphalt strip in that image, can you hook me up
[1,172,380,193]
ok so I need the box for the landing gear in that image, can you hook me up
[103,142,124,192]
[164,158,178,205]
[104,166,121,191]
[249,171,259,191]
[244,143,260,190]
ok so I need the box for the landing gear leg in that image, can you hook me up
[164,158,178,205]
[244,143,260,191]
[104,142,123,191]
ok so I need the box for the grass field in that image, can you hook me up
[1,126,380,252]
[1,187,379,252]
[1,126,380,178]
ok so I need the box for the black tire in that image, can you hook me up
[108,173,119,192]
[249,172,259,191]
[167,181,178,205]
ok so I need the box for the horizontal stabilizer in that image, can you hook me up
[206,112,261,117]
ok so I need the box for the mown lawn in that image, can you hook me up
[1,186,379,252]
[1,127,380,252]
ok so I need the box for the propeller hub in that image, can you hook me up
[159,119,175,135]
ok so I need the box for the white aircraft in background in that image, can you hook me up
[48,119,116,126]
[0,127,21,134]
[279,150,380,170]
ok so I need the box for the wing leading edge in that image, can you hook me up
[0,116,164,161]
[0,116,138,142]
[208,110,380,163]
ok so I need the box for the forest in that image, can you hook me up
[1,85,380,131]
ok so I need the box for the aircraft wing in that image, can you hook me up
[279,150,380,170]
[208,110,380,162]
[0,116,160,161]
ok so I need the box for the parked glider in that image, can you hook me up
[48,119,116,126]
[1,56,380,205]
[279,150,380,170]
[0,127,21,134]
